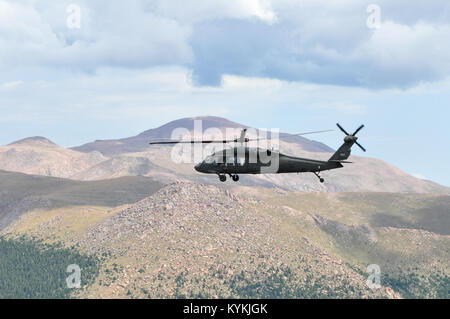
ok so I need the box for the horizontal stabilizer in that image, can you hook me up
[329,160,353,164]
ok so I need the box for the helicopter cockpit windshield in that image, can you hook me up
[204,155,214,164]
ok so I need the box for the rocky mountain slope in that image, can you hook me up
[0,170,164,231]
[3,182,448,298]
[0,137,106,178]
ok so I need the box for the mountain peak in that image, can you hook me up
[187,115,242,124]
[72,115,334,155]
[8,136,58,147]
[137,116,244,138]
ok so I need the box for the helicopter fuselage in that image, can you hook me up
[194,147,342,175]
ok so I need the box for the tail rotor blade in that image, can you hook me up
[353,124,365,136]
[336,123,350,136]
[355,142,366,152]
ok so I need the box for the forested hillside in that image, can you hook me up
[0,237,101,298]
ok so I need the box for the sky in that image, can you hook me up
[0,0,449,186]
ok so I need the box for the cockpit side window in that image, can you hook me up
[204,156,214,164]
[226,155,235,164]
[237,156,246,166]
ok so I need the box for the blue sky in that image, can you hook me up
[0,0,449,186]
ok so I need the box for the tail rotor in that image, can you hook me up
[336,123,366,153]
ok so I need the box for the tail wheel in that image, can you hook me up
[313,172,325,183]
[232,174,239,182]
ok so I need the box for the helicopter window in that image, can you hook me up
[204,156,214,164]
[212,156,223,166]
[237,157,246,166]
[226,155,235,165]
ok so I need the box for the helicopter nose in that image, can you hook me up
[194,163,202,172]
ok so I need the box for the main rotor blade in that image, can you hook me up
[292,129,334,136]
[353,124,365,136]
[150,140,233,145]
[355,141,366,152]
[336,123,350,136]
[149,138,266,145]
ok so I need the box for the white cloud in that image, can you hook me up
[0,67,372,128]
[0,80,24,89]
[0,1,193,71]
[1,0,450,89]
[355,21,450,87]
[188,0,450,87]
[221,75,282,91]
[154,0,277,24]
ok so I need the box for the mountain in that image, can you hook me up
[1,118,448,299]
[70,156,160,181]
[3,182,448,298]
[99,140,449,194]
[8,136,57,146]
[68,116,449,193]
[0,136,106,178]
[71,116,334,156]
[0,170,164,231]
[1,116,449,194]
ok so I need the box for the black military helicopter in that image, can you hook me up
[149,123,365,183]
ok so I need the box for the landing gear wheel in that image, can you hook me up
[313,172,325,183]
[219,174,226,182]
[232,174,239,182]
